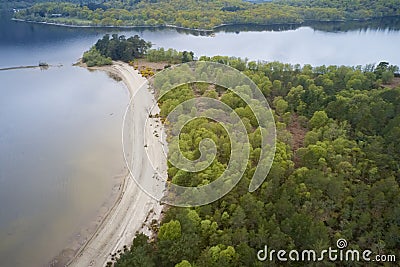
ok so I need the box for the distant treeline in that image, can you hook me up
[12,0,400,30]
[1,0,93,9]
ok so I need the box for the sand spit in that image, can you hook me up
[67,61,167,267]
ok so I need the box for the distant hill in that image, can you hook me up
[8,0,400,30]
[1,0,94,9]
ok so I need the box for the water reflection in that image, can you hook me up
[216,16,400,33]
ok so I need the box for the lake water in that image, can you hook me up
[1,12,400,267]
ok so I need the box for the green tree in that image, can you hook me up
[158,220,182,241]
[175,260,192,267]
[309,110,329,129]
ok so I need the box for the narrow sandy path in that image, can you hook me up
[68,62,167,267]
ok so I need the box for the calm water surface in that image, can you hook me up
[0,13,399,266]
[0,14,131,267]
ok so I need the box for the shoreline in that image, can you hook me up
[49,169,128,266]
[0,64,62,71]
[11,18,214,33]
[11,15,400,33]
[64,61,167,267]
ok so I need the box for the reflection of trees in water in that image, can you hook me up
[215,16,400,34]
[305,16,400,32]
[216,23,301,33]
[2,9,400,41]
[122,16,400,35]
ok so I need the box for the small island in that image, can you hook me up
[38,62,48,67]
[0,62,56,71]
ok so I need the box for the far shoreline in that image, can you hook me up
[11,18,214,33]
[12,15,400,34]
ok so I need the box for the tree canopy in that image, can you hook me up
[93,34,152,62]
[82,34,196,66]
[82,33,152,66]
[82,46,112,67]
[113,54,400,266]
[13,0,400,30]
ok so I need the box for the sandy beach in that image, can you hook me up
[67,62,167,266]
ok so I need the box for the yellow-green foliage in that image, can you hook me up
[115,57,400,267]
[82,47,112,67]
[140,67,155,78]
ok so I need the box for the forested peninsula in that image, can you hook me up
[11,0,400,30]
[114,56,400,267]
[79,33,400,266]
